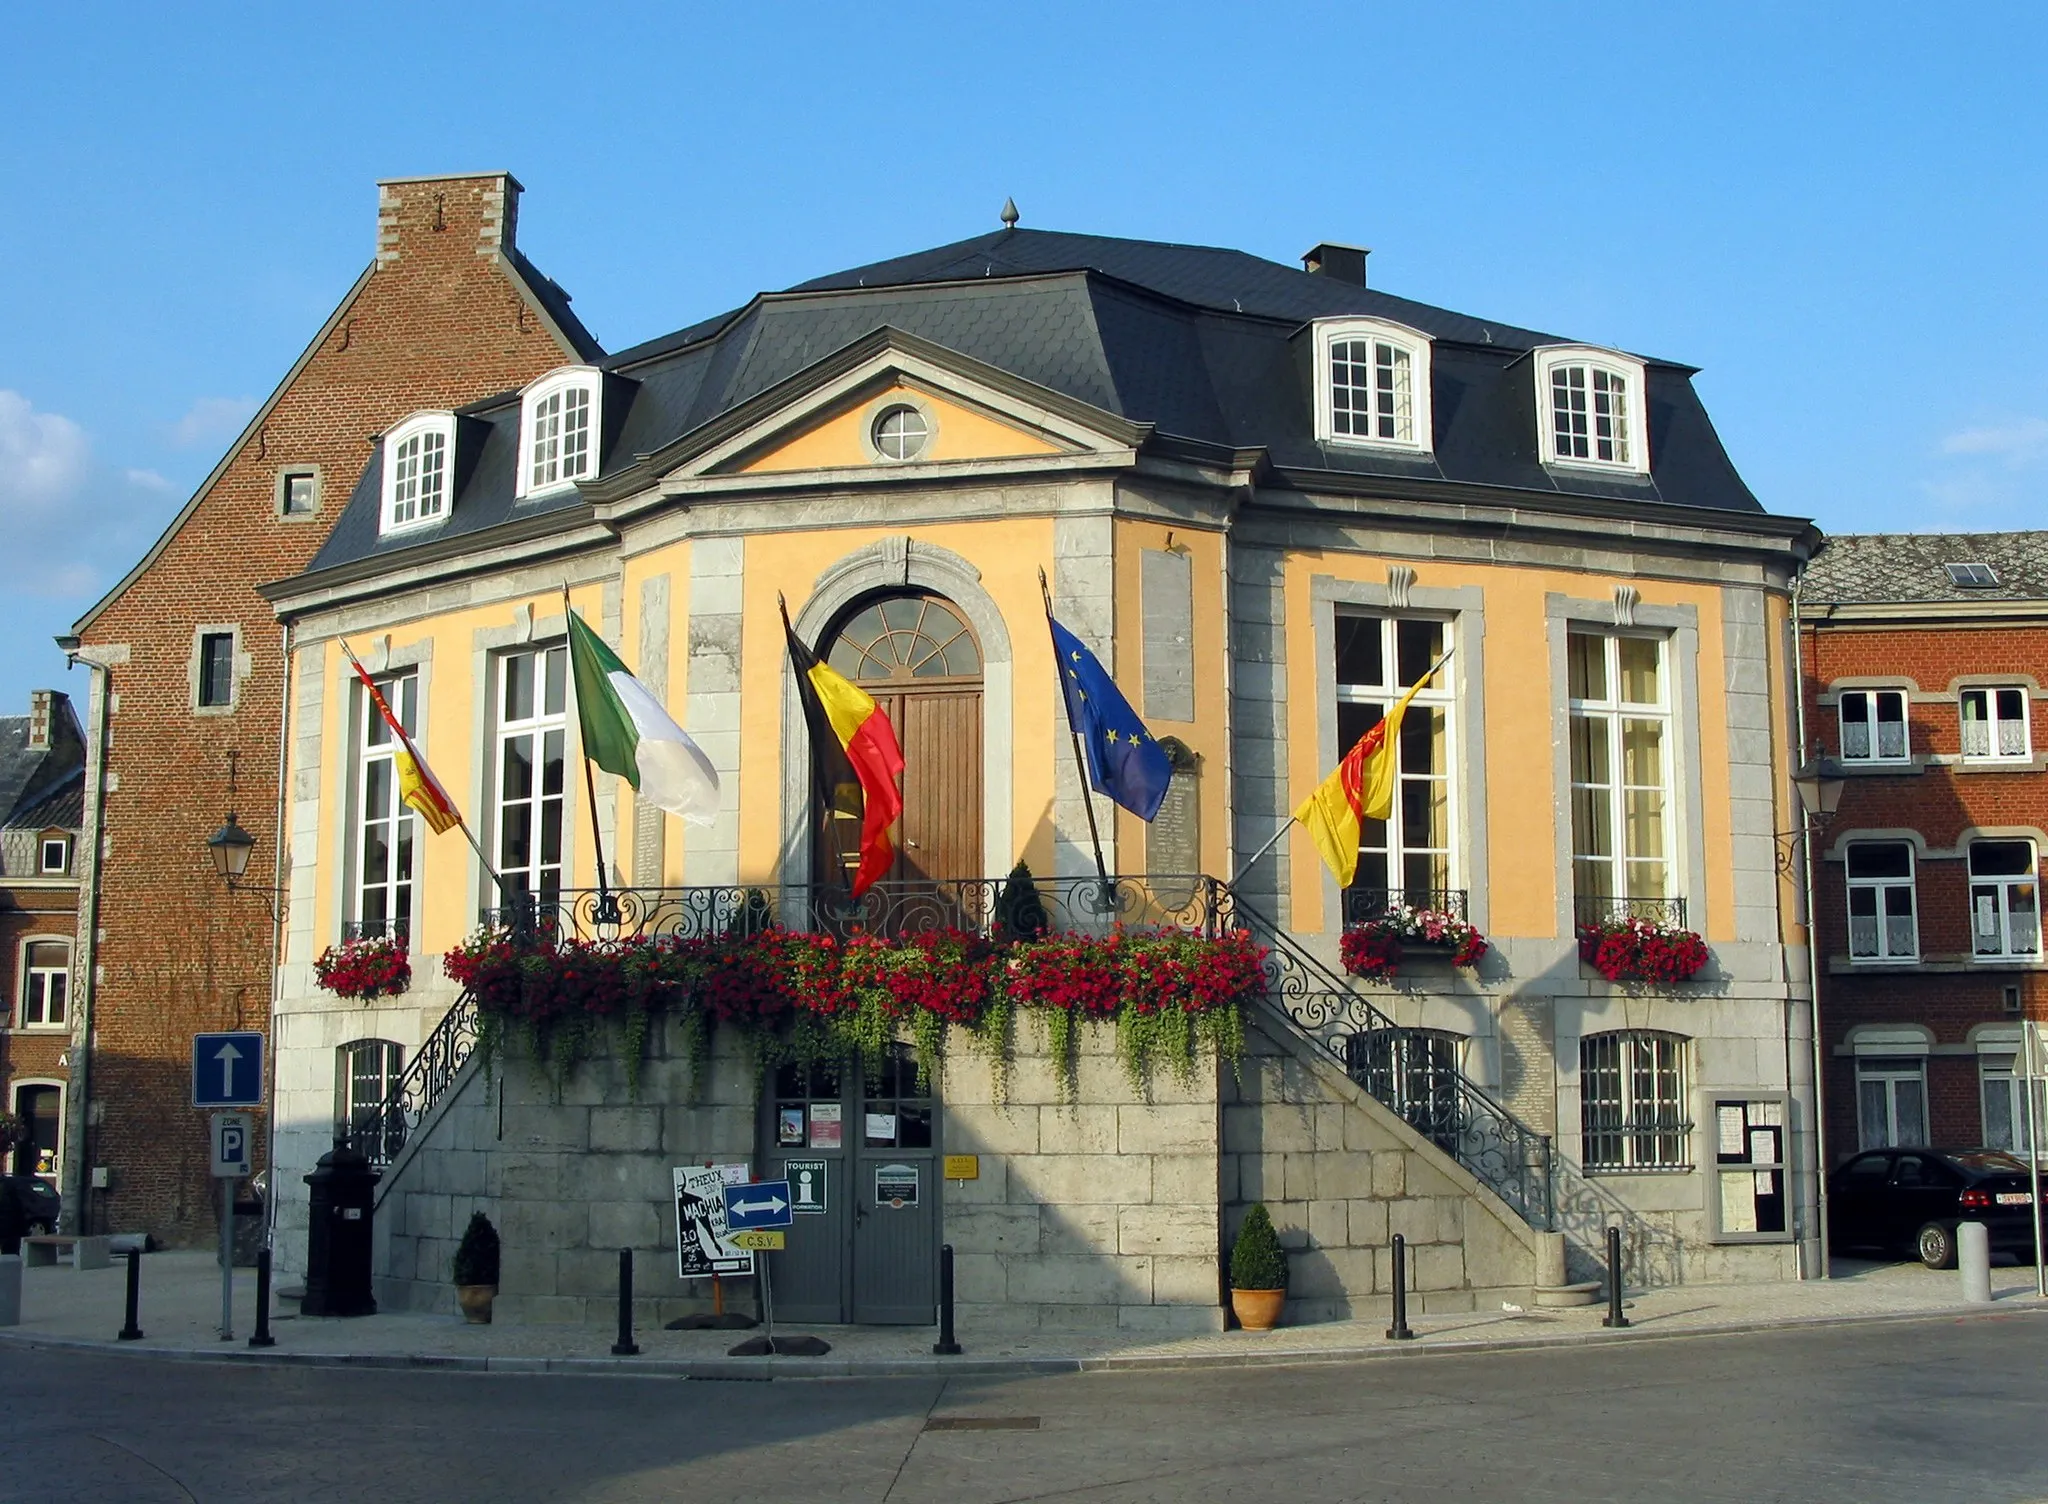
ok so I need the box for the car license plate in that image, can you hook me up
[1996,1193,2034,1206]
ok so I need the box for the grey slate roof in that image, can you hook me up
[304,228,1769,580]
[1803,532,2048,606]
[0,694,84,834]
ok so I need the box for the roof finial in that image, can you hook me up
[1000,196,1020,230]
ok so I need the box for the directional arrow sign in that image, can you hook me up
[722,1179,794,1231]
[192,1031,265,1108]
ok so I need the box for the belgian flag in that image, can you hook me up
[782,600,905,896]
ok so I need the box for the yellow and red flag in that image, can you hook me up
[781,603,905,896]
[1294,660,1441,888]
[340,642,463,836]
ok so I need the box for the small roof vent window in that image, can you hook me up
[1945,561,2001,589]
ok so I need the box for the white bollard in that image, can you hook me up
[1959,1221,1993,1303]
[0,1254,21,1326]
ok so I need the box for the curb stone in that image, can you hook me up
[2,1298,2043,1380]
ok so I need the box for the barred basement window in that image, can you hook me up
[1580,1030,1691,1171]
[1346,1028,1463,1152]
[337,1039,404,1161]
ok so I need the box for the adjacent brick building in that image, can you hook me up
[0,691,85,1185]
[1801,532,2048,1165]
[56,173,598,1241]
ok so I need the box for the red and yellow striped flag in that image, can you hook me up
[1294,667,1435,888]
[341,643,463,836]
[781,604,904,897]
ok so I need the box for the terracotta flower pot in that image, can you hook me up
[456,1284,497,1324]
[1231,1287,1285,1331]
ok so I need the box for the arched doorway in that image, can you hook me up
[816,591,984,885]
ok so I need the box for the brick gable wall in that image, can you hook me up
[1801,616,2048,1159]
[68,174,585,1242]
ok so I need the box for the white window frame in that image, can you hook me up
[1976,1038,2047,1157]
[1968,839,2042,961]
[1313,317,1434,453]
[1960,685,2031,763]
[516,368,602,499]
[380,411,455,534]
[1535,345,1649,475]
[1333,613,1458,902]
[1846,840,1919,963]
[351,672,419,941]
[1568,629,1676,914]
[1838,687,1910,764]
[492,643,569,914]
[1580,1030,1692,1172]
[17,937,69,1030]
[1855,1055,1928,1151]
[38,835,68,874]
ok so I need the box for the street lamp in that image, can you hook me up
[1790,759,1847,824]
[205,813,257,883]
[1781,754,1846,1285]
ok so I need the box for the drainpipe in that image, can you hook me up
[59,650,114,1236]
[1789,568,1832,1278]
[264,621,292,1244]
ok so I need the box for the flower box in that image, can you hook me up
[1576,917,1709,984]
[1340,908,1487,981]
[313,934,412,1001]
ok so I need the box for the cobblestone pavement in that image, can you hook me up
[6,1314,2048,1502]
[3,1250,2046,1375]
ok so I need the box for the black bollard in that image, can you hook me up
[117,1248,144,1341]
[248,1247,276,1348]
[1386,1233,1415,1341]
[932,1242,962,1356]
[1603,1225,1631,1329]
[611,1248,640,1356]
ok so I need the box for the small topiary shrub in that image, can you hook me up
[452,1210,501,1287]
[1229,1202,1287,1291]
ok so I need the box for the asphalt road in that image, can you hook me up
[7,1315,2048,1503]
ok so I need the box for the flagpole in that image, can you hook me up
[1235,817,1295,881]
[1039,569,1113,904]
[563,586,620,927]
[340,638,513,919]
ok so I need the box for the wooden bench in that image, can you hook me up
[22,1235,111,1270]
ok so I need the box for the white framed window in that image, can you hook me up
[337,1038,404,1162]
[1846,841,1918,962]
[352,672,418,941]
[1535,346,1649,474]
[1960,686,2030,762]
[1580,1030,1691,1171]
[1839,688,1909,763]
[18,941,68,1029]
[493,644,568,915]
[517,369,601,498]
[38,835,69,874]
[1313,318,1433,452]
[1978,1043,2047,1156]
[1569,630,1674,917]
[1856,1055,1928,1150]
[1968,839,2041,960]
[381,412,454,533]
[1333,614,1455,906]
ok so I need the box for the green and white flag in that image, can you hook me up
[567,609,721,828]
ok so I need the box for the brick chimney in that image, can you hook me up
[26,689,51,751]
[375,172,523,268]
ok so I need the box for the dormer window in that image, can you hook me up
[1535,346,1648,474]
[1313,318,1433,453]
[518,368,602,498]
[381,412,454,534]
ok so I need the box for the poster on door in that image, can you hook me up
[673,1163,755,1278]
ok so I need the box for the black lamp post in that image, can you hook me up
[205,812,258,885]
[1790,758,1847,824]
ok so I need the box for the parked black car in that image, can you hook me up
[1829,1148,2044,1268]
[0,1174,60,1243]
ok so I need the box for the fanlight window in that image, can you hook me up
[826,594,982,683]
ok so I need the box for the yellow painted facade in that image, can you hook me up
[733,382,1063,474]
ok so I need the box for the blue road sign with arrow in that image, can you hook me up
[192,1031,265,1108]
[722,1180,793,1231]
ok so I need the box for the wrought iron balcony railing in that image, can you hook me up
[1342,887,1470,925]
[341,917,410,943]
[1573,894,1689,930]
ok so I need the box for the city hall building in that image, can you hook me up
[258,198,1821,1328]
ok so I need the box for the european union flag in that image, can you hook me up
[1049,617,1173,821]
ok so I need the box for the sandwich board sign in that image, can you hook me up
[673,1163,754,1278]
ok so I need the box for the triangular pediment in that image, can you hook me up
[647,330,1145,487]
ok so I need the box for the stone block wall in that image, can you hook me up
[1223,1010,1540,1322]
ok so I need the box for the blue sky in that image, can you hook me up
[2,4,2043,711]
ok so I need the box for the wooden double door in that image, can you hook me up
[816,592,983,887]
